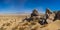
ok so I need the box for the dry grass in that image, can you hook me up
[0,15,60,30]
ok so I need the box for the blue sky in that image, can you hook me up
[0,0,60,14]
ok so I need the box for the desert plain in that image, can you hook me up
[0,14,60,30]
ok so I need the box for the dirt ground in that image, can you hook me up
[0,15,60,30]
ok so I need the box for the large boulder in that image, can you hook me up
[54,11,60,21]
[30,9,40,20]
[46,8,52,14]
[23,9,40,22]
[31,9,39,17]
[45,8,55,23]
[45,8,52,20]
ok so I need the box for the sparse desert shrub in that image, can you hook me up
[6,23,10,26]
[0,27,6,30]
[2,23,10,26]
[19,27,25,30]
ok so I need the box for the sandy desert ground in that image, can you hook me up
[0,14,60,30]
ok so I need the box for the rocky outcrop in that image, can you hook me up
[23,9,40,22]
[53,11,60,21]
[31,9,39,17]
[23,9,48,25]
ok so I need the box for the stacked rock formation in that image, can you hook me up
[23,9,40,22]
[53,11,60,21]
[31,9,39,17]
[23,9,48,25]
[30,9,40,20]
